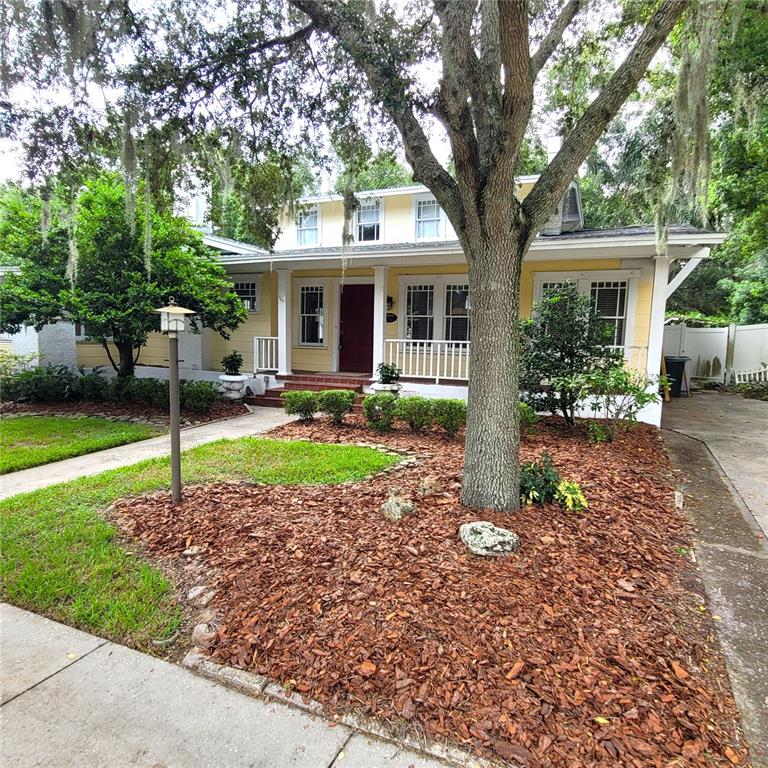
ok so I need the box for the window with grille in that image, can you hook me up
[356,199,381,242]
[405,284,434,340]
[416,197,441,239]
[444,284,471,341]
[233,281,260,312]
[297,204,319,246]
[590,280,628,347]
[299,285,324,345]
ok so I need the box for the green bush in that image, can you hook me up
[282,390,318,420]
[736,381,768,401]
[180,380,219,413]
[317,389,357,425]
[362,393,398,432]
[221,350,244,375]
[4,364,75,403]
[518,401,539,434]
[395,396,434,432]
[555,479,589,511]
[70,368,110,402]
[587,422,610,444]
[519,452,560,505]
[376,362,401,384]
[116,377,170,408]
[432,398,467,437]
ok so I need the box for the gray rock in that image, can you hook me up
[187,585,209,602]
[381,495,415,522]
[459,521,519,557]
[191,623,217,649]
[181,648,209,669]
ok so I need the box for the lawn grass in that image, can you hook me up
[0,437,398,649]
[0,415,163,474]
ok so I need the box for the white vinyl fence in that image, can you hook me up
[663,322,768,383]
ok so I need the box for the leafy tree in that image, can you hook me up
[334,150,412,194]
[520,283,621,426]
[0,176,245,376]
[6,1,692,510]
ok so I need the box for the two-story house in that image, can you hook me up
[73,176,725,425]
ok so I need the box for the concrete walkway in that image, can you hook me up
[0,408,293,500]
[662,395,768,765]
[0,604,452,768]
[662,391,768,536]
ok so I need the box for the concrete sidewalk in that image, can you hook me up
[0,408,293,500]
[0,604,452,768]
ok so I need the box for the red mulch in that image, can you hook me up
[111,416,747,767]
[0,399,248,426]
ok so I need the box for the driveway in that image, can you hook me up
[662,391,768,537]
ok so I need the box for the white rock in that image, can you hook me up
[191,623,217,648]
[459,521,519,557]
[381,495,415,522]
[187,585,210,602]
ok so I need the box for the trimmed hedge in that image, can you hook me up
[362,393,399,432]
[432,398,467,437]
[395,396,434,432]
[317,389,357,425]
[281,390,318,420]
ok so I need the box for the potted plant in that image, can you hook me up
[370,362,403,395]
[218,351,249,400]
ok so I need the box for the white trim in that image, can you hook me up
[277,270,292,376]
[202,234,267,255]
[665,248,709,298]
[354,197,383,244]
[228,273,263,313]
[396,273,470,341]
[296,203,321,248]
[294,278,330,348]
[331,276,375,372]
[372,266,388,373]
[412,193,445,241]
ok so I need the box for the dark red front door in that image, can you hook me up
[339,284,374,373]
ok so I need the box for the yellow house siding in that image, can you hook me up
[76,332,169,369]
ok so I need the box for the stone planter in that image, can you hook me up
[218,373,249,401]
[370,382,402,395]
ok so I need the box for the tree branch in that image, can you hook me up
[530,0,586,77]
[101,339,119,373]
[523,0,687,236]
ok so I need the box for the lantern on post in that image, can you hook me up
[154,298,195,504]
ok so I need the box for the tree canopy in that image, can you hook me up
[0,176,246,376]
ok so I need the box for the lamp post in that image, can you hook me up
[154,298,195,504]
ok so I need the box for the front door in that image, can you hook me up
[338,284,374,373]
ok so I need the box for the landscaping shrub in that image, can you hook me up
[736,381,768,401]
[519,452,560,505]
[180,380,219,413]
[4,364,75,402]
[221,350,244,375]
[363,393,398,431]
[317,389,357,425]
[116,377,170,408]
[518,401,539,434]
[432,398,467,437]
[376,362,401,384]
[282,390,318,420]
[396,396,434,432]
[555,480,589,511]
[586,421,610,444]
[70,368,110,402]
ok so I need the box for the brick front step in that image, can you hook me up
[283,381,363,393]
[246,388,365,412]
[277,373,371,385]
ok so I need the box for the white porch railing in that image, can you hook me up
[385,339,471,382]
[253,336,279,372]
[734,365,768,384]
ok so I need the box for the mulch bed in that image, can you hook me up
[111,416,747,767]
[0,399,248,427]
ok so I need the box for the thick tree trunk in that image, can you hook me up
[115,339,136,377]
[460,230,524,512]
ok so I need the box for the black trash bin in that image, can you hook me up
[664,355,691,397]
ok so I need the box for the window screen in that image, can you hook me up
[416,198,441,239]
[590,280,627,346]
[356,199,381,242]
[299,285,324,344]
[405,284,434,340]
[444,284,471,341]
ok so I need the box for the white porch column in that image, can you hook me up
[277,269,292,376]
[644,255,671,426]
[372,266,388,374]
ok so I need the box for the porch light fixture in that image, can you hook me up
[386,295,394,310]
[154,297,195,505]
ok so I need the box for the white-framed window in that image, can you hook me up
[405,284,434,340]
[356,198,381,242]
[590,280,628,347]
[415,196,441,240]
[233,279,261,312]
[444,283,471,341]
[297,204,319,246]
[298,284,325,346]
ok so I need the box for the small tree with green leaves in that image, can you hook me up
[520,283,621,426]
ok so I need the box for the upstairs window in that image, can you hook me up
[444,284,471,341]
[299,285,325,345]
[405,284,434,340]
[590,280,628,347]
[416,197,441,239]
[297,204,319,246]
[356,199,381,242]
[233,280,261,312]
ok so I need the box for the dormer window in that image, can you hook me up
[416,196,442,239]
[356,199,381,242]
[297,204,319,246]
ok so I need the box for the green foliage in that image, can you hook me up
[555,480,589,512]
[376,362,401,384]
[664,310,732,327]
[432,398,467,437]
[570,365,659,439]
[0,175,246,377]
[735,381,768,401]
[519,452,560,506]
[521,283,622,426]
[334,150,412,194]
[362,393,399,432]
[3,364,74,402]
[317,389,357,425]
[281,390,318,420]
[69,368,111,402]
[518,401,539,435]
[116,377,170,408]
[221,350,243,375]
[396,396,434,432]
[180,380,218,413]
[587,422,611,445]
